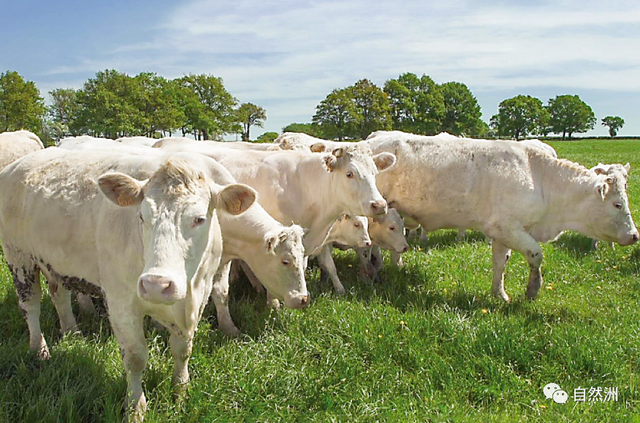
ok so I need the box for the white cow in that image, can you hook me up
[0,130,44,169]
[589,163,631,249]
[367,131,638,301]
[312,215,371,294]
[116,136,159,147]
[0,148,256,421]
[154,138,396,256]
[362,208,410,269]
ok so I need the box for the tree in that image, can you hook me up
[601,116,624,138]
[49,88,80,138]
[133,73,185,138]
[350,79,392,139]
[256,132,278,143]
[490,95,549,140]
[236,102,266,141]
[281,122,325,138]
[175,74,238,140]
[547,94,596,139]
[0,70,46,133]
[312,88,357,140]
[384,73,444,135]
[440,82,484,136]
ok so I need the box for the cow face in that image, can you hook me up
[369,208,410,253]
[323,146,396,217]
[259,226,309,309]
[99,159,256,305]
[589,171,638,246]
[330,214,371,248]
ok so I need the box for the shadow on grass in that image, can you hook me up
[551,232,598,257]
[417,230,488,251]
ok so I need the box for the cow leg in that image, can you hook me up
[317,245,345,295]
[370,246,383,272]
[419,228,428,243]
[407,228,419,242]
[10,263,50,360]
[456,229,466,241]
[357,247,377,279]
[391,251,404,267]
[76,293,98,316]
[109,305,148,422]
[239,261,265,293]
[490,228,543,300]
[211,262,240,337]
[491,240,512,302]
[46,274,79,334]
[169,332,193,396]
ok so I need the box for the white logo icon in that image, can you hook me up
[544,383,561,400]
[553,389,569,404]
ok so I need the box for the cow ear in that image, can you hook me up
[592,164,607,175]
[98,172,145,207]
[596,182,609,201]
[265,233,278,254]
[625,163,631,173]
[310,142,326,153]
[605,176,614,185]
[373,152,396,172]
[332,148,345,158]
[216,184,256,215]
[323,154,337,172]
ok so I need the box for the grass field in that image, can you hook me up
[2,139,640,422]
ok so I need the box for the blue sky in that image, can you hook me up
[2,0,639,137]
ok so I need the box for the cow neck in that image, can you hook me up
[219,205,276,261]
[295,155,346,255]
[533,153,599,238]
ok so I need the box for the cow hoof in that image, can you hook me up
[220,325,241,338]
[333,286,346,296]
[525,290,539,300]
[37,346,51,361]
[492,290,510,303]
[268,298,281,310]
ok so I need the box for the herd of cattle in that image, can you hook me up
[0,129,636,421]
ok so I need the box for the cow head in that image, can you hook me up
[368,208,410,253]
[329,214,371,248]
[98,158,256,305]
[259,225,309,308]
[321,145,396,217]
[588,170,638,246]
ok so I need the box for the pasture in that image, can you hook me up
[1,139,640,422]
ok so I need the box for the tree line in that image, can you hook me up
[0,70,266,144]
[0,69,626,145]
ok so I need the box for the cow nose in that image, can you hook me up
[633,233,639,243]
[365,240,372,247]
[370,200,387,215]
[299,294,309,307]
[138,274,177,303]
[402,245,409,253]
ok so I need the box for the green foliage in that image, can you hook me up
[256,131,278,143]
[490,95,549,140]
[601,116,625,138]
[349,79,392,139]
[547,95,596,140]
[132,73,185,138]
[236,103,266,141]
[48,88,81,139]
[384,73,444,135]
[440,81,484,136]
[0,70,46,134]
[282,122,325,138]
[312,88,358,140]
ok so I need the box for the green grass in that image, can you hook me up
[2,139,640,422]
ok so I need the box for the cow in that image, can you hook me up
[0,147,257,421]
[311,214,371,295]
[154,138,396,256]
[367,131,638,302]
[360,208,410,271]
[589,163,631,249]
[0,130,44,169]
[116,136,158,147]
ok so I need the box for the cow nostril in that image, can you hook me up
[366,241,372,247]
[633,234,639,242]
[402,246,409,253]
[300,295,309,306]
[161,281,175,295]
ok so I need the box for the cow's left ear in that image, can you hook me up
[596,182,610,201]
[310,142,326,153]
[373,152,396,172]
[98,172,145,207]
[265,233,278,254]
[216,184,257,215]
[592,164,608,175]
[625,163,631,173]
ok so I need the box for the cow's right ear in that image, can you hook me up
[592,164,608,175]
[310,142,326,153]
[98,173,145,207]
[216,184,257,215]
[323,154,337,172]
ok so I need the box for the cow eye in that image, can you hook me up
[281,259,290,266]
[614,202,623,210]
[193,216,207,227]
[346,171,354,179]
[389,226,396,231]
[354,222,360,228]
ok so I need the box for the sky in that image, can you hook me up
[1,0,639,138]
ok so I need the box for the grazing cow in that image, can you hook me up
[0,148,256,421]
[155,138,396,255]
[360,208,410,271]
[367,132,638,301]
[519,139,557,158]
[0,130,44,169]
[312,215,371,294]
[156,137,282,151]
[589,163,631,249]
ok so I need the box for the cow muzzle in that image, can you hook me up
[138,273,185,304]
[369,200,388,216]
[284,292,310,309]
[619,230,639,246]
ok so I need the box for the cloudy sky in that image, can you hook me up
[2,0,639,137]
